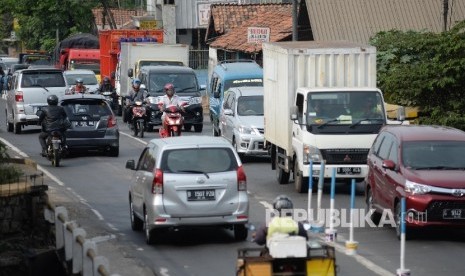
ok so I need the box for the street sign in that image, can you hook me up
[140,20,157,30]
[247,27,270,44]
[198,3,211,27]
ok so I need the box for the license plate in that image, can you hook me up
[337,167,362,175]
[443,209,465,219]
[187,189,215,201]
[76,121,94,127]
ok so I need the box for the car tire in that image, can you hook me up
[276,154,290,185]
[293,160,308,193]
[6,111,13,132]
[183,124,192,132]
[234,224,248,241]
[144,210,155,245]
[194,124,203,133]
[212,124,219,136]
[13,122,21,134]
[366,188,381,225]
[108,146,119,157]
[129,197,143,231]
[122,108,128,123]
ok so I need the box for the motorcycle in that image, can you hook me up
[45,130,64,167]
[101,91,118,111]
[158,103,186,138]
[129,100,147,138]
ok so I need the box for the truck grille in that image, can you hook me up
[320,149,369,165]
[426,201,465,222]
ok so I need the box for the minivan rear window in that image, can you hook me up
[62,100,111,117]
[21,71,65,87]
[162,148,237,173]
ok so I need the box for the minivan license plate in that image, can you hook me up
[337,167,361,175]
[187,189,215,201]
[443,209,465,219]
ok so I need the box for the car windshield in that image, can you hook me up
[237,95,264,116]
[21,71,66,87]
[148,72,198,94]
[402,141,465,169]
[161,148,237,174]
[225,78,262,91]
[65,74,98,85]
[62,100,111,117]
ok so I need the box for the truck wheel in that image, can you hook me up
[194,124,203,133]
[276,155,290,184]
[294,161,308,193]
[13,122,22,134]
[183,124,192,131]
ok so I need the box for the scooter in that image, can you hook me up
[129,100,147,138]
[158,103,186,138]
[101,91,118,111]
[45,130,64,167]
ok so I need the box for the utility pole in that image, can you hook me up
[292,0,298,41]
[443,0,449,32]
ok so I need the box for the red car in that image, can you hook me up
[365,125,465,238]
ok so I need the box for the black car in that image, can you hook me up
[138,65,205,132]
[60,94,119,156]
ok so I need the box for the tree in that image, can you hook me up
[371,21,465,130]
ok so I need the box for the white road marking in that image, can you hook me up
[159,267,170,276]
[259,200,273,210]
[107,223,119,231]
[120,131,148,145]
[91,234,116,243]
[91,209,104,220]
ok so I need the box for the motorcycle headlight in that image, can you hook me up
[405,180,431,195]
[189,97,202,105]
[239,125,253,134]
[304,145,323,164]
[147,96,160,104]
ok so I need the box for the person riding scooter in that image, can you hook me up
[254,195,308,246]
[125,78,148,123]
[159,83,184,132]
[37,95,69,157]
[69,78,88,94]
[98,76,117,109]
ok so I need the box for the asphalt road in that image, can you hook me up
[1,98,465,276]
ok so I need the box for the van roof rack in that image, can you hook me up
[219,59,257,70]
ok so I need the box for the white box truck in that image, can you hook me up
[263,41,387,193]
[115,42,189,113]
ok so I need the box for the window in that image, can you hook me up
[296,93,304,122]
[137,148,150,170]
[371,132,386,156]
[388,140,399,165]
[161,148,237,173]
[377,134,394,160]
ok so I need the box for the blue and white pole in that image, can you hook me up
[345,179,359,255]
[307,160,313,222]
[396,197,411,276]
[312,160,325,233]
[325,168,337,242]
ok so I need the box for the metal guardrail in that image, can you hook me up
[44,201,111,276]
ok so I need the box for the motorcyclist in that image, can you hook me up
[69,78,88,94]
[98,76,117,109]
[37,95,69,157]
[159,83,183,131]
[254,195,308,246]
[125,78,148,123]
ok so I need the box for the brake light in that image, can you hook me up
[107,114,117,128]
[152,169,163,194]
[15,91,24,102]
[237,166,247,191]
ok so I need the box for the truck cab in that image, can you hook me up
[208,60,263,137]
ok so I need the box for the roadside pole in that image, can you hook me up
[312,161,325,232]
[397,197,411,276]
[325,168,337,242]
[345,179,358,255]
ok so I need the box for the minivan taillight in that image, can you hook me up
[152,169,163,194]
[15,91,24,102]
[107,114,117,128]
[237,166,247,191]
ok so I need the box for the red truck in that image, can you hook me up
[99,29,164,87]
[54,33,101,81]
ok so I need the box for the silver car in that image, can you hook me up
[219,87,268,157]
[126,136,249,244]
[5,68,67,134]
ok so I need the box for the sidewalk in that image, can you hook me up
[2,141,156,276]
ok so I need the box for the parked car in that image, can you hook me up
[5,67,67,134]
[139,65,205,132]
[365,125,465,238]
[208,60,263,137]
[63,69,100,94]
[126,136,249,244]
[219,87,267,158]
[60,94,119,156]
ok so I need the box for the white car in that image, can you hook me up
[63,69,99,94]
[219,86,268,157]
[126,136,249,244]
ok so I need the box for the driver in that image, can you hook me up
[38,95,69,157]
[159,83,183,131]
[69,78,87,94]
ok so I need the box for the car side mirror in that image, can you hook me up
[127,69,133,78]
[290,106,299,121]
[125,160,136,170]
[382,159,396,170]
[224,109,234,116]
[213,91,220,99]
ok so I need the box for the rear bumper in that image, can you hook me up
[66,130,119,149]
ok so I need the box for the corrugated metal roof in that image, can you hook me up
[306,0,465,44]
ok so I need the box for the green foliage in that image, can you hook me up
[0,141,23,184]
[371,21,465,130]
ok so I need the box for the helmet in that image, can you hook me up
[47,95,59,106]
[272,195,293,213]
[103,76,110,83]
[132,78,141,89]
[75,78,83,84]
[164,83,175,96]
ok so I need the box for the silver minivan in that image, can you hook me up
[219,87,268,157]
[5,68,67,134]
[126,136,249,244]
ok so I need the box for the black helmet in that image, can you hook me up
[103,76,110,83]
[76,78,83,84]
[272,195,293,213]
[47,95,59,106]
